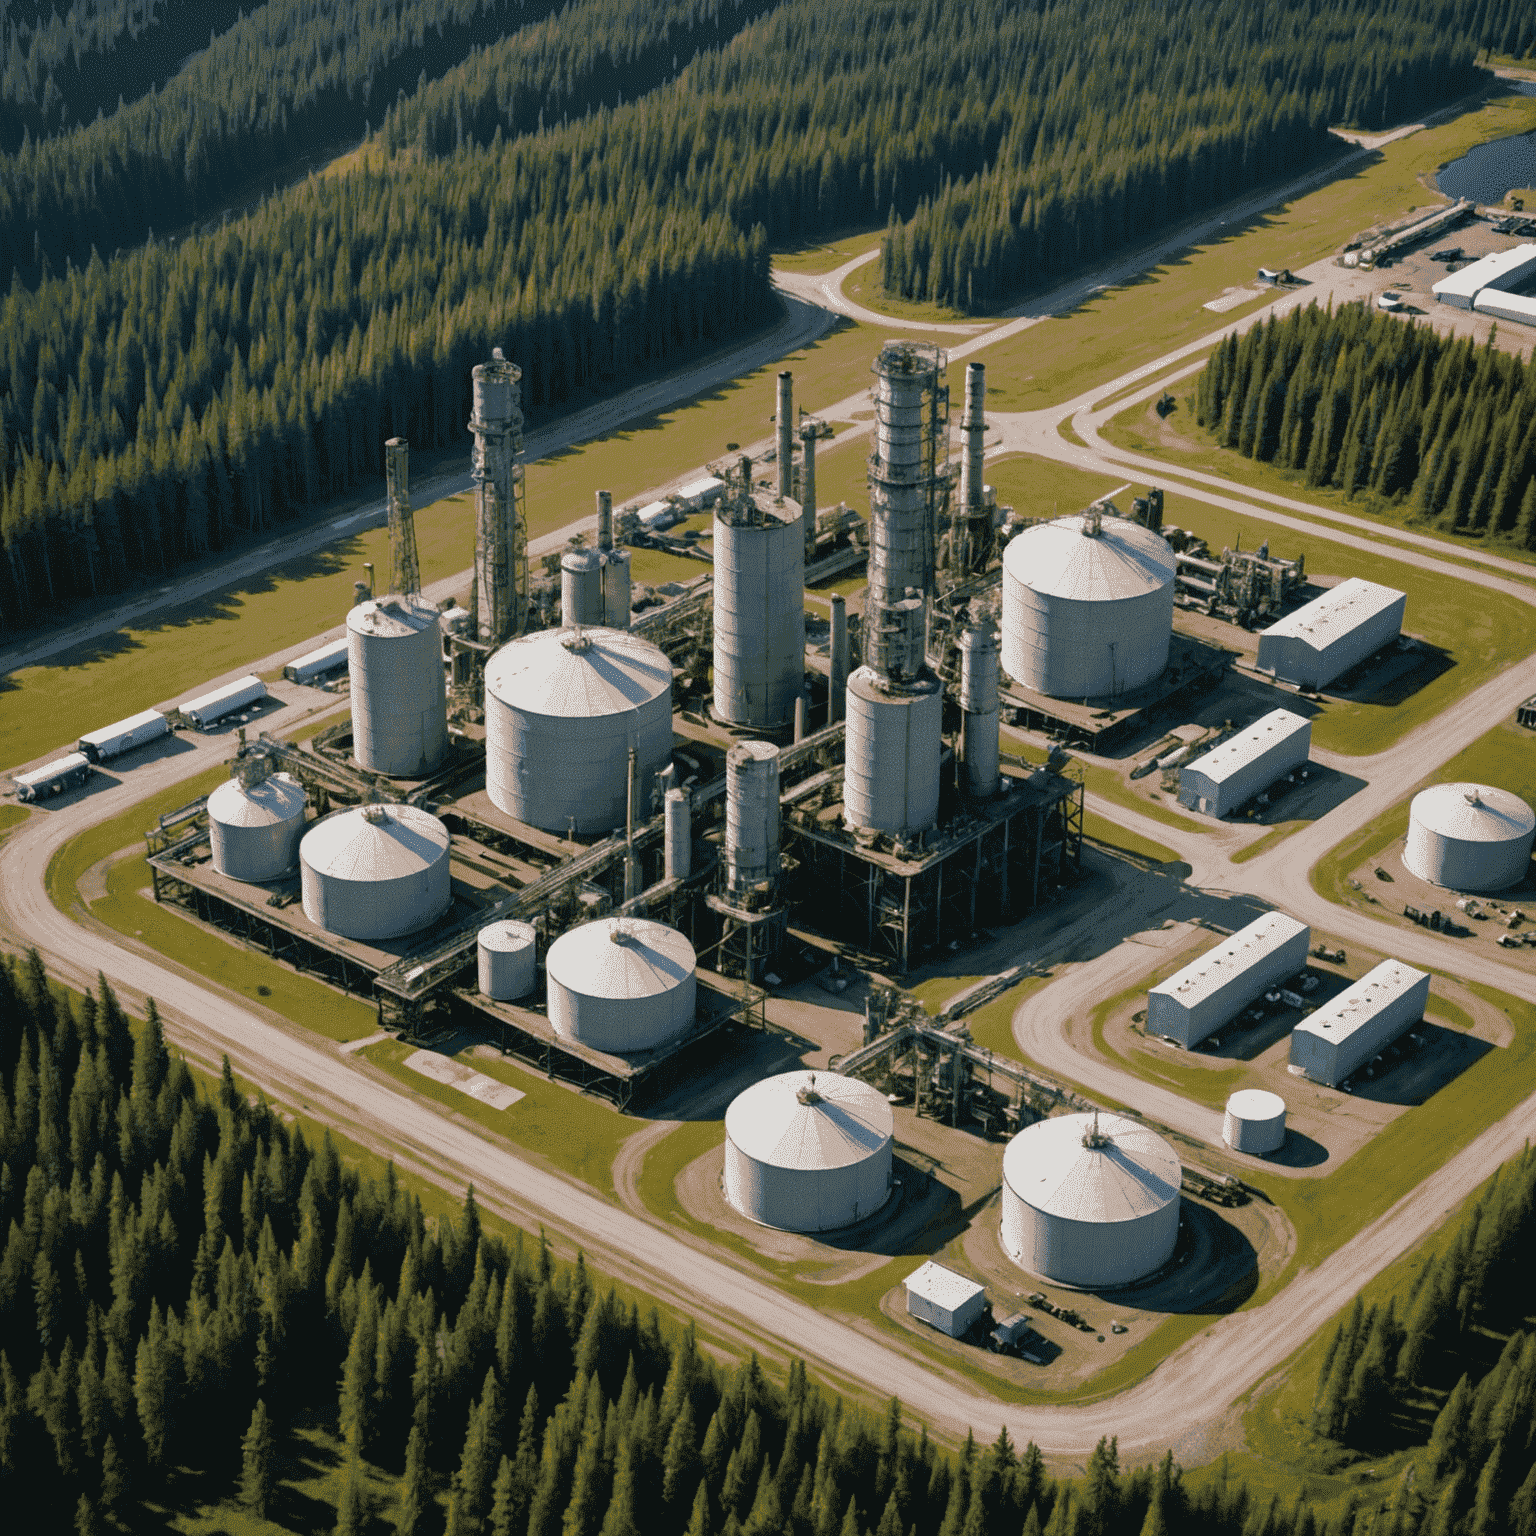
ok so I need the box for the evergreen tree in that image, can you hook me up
[241,1399,275,1518]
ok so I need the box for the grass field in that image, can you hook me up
[1082,811,1182,865]
[771,231,882,275]
[842,266,981,328]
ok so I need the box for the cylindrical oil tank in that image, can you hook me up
[561,549,604,627]
[601,547,632,630]
[724,1070,894,1232]
[843,666,942,835]
[1222,1090,1287,1155]
[545,917,696,1052]
[1404,782,1536,892]
[347,594,448,777]
[478,919,538,1001]
[1001,1112,1181,1288]
[664,788,691,881]
[208,771,307,882]
[1001,513,1176,699]
[713,501,805,729]
[300,804,451,942]
[483,627,673,834]
[959,626,1000,799]
[726,741,780,890]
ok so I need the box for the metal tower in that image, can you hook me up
[384,437,420,596]
[468,349,526,646]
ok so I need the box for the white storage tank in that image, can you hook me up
[208,770,307,882]
[299,804,452,942]
[1001,512,1175,699]
[843,666,942,835]
[477,919,538,1001]
[1404,783,1535,893]
[723,1070,894,1232]
[483,627,673,834]
[1222,1090,1287,1155]
[348,594,448,778]
[726,741,780,890]
[601,548,632,630]
[1001,1111,1181,1288]
[545,917,696,1052]
[561,549,604,627]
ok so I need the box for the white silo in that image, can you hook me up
[713,491,806,730]
[483,627,673,835]
[601,548,632,630]
[1000,1111,1181,1288]
[726,741,780,891]
[477,919,538,1001]
[561,549,604,627]
[664,788,691,880]
[958,625,1000,799]
[1404,782,1535,892]
[544,917,696,1052]
[1222,1090,1287,1155]
[299,804,452,941]
[723,1070,894,1232]
[1001,511,1175,699]
[348,594,448,777]
[208,770,307,882]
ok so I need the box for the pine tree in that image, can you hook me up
[1423,1373,1473,1483]
[397,1423,429,1536]
[490,1455,517,1536]
[242,1399,275,1518]
[336,1448,367,1536]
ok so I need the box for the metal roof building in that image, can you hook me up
[904,1262,987,1337]
[1404,782,1535,892]
[1001,512,1176,699]
[1474,288,1536,328]
[1433,243,1536,308]
[1289,960,1430,1088]
[1178,709,1311,817]
[1147,911,1310,1048]
[1255,577,1405,690]
[724,1070,894,1232]
[284,637,350,685]
[545,917,696,1052]
[78,708,170,762]
[1000,1111,1181,1288]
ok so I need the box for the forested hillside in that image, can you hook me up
[1194,301,1536,544]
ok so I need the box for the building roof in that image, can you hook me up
[725,1071,893,1170]
[1003,513,1175,603]
[1434,242,1536,302]
[678,476,724,501]
[904,1261,985,1310]
[1182,710,1310,786]
[209,771,306,828]
[81,708,166,743]
[1409,782,1535,843]
[484,626,672,719]
[1292,960,1428,1047]
[1150,911,1309,1009]
[1002,1112,1181,1223]
[301,805,449,880]
[1474,289,1536,323]
[1259,577,1403,652]
[180,674,263,714]
[545,917,695,1000]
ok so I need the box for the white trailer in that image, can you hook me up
[1255,578,1405,691]
[78,708,170,762]
[1289,960,1430,1088]
[904,1261,987,1338]
[14,752,93,801]
[1178,709,1311,817]
[678,475,725,512]
[179,674,267,729]
[283,638,349,685]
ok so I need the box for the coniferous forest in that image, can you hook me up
[0,0,1533,630]
[1,948,1529,1536]
[1194,301,1536,544]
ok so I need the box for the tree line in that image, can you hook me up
[1195,300,1536,544]
[1,946,1529,1536]
[876,0,1527,312]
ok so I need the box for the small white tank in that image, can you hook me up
[348,594,448,777]
[299,804,451,941]
[208,771,307,882]
[1222,1090,1287,1155]
[477,920,538,1001]
[561,550,604,627]
[1404,783,1535,892]
[545,917,696,1052]
[726,741,780,890]
[601,548,632,630]
[843,666,942,835]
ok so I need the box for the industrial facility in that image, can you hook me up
[1432,242,1536,324]
[1288,960,1431,1088]
[1177,709,1311,818]
[1255,578,1406,691]
[1147,912,1311,1049]
[1403,782,1535,893]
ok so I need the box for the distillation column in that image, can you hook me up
[952,362,986,575]
[385,437,420,596]
[958,625,1000,799]
[468,349,525,645]
[777,372,794,498]
[799,419,819,561]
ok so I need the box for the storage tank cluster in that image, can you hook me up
[300,803,452,942]
[545,916,696,1052]
[1404,782,1535,893]
[1000,1111,1181,1288]
[723,1070,894,1232]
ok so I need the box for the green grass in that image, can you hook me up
[1090,978,1243,1110]
[842,268,981,327]
[0,804,30,838]
[1231,821,1307,864]
[770,230,882,275]
[362,1038,633,1195]
[1077,759,1213,835]
[1083,811,1181,865]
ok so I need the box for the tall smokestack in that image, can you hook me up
[960,363,985,514]
[777,371,794,498]
[596,490,613,551]
[799,421,818,560]
[828,593,848,723]
[468,350,525,644]
[959,625,1000,800]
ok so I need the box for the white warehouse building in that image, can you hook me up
[1147,911,1311,1049]
[1289,960,1430,1088]
[904,1261,987,1338]
[1432,243,1536,310]
[1256,578,1405,691]
[1178,709,1312,817]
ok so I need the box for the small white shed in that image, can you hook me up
[904,1261,987,1338]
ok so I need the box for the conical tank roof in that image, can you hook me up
[726,1070,893,1171]
[209,771,306,828]
[544,917,694,999]
[1003,513,1175,601]
[1003,1111,1180,1223]
[1410,782,1535,842]
[347,592,440,638]
[484,627,672,719]
[300,804,449,880]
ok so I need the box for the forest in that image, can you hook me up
[0,947,1523,1536]
[1194,301,1536,543]
[0,0,1533,631]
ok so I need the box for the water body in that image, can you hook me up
[1436,82,1536,204]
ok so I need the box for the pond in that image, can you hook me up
[1436,82,1536,205]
